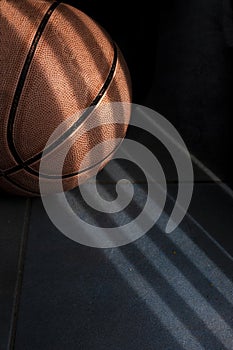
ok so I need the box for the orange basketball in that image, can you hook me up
[0,0,131,196]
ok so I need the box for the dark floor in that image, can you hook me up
[1,0,233,349]
[0,156,233,350]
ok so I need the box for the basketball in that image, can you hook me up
[0,0,132,196]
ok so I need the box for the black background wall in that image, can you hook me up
[64,0,233,185]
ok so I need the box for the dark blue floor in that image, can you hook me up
[1,0,233,349]
[1,158,233,350]
[0,197,29,350]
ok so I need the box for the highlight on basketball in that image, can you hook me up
[0,0,131,196]
[0,0,194,248]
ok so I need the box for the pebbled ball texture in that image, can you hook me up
[0,0,132,196]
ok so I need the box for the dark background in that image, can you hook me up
[1,2,233,349]
[64,0,233,186]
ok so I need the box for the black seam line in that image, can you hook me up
[2,42,118,179]
[6,1,61,169]
[2,41,118,194]
[43,139,123,179]
[60,140,122,179]
[3,138,121,197]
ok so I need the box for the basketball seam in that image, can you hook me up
[2,46,118,194]
[2,1,61,194]
[2,43,118,180]
[6,0,61,166]
[3,138,121,196]
[1,1,120,195]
